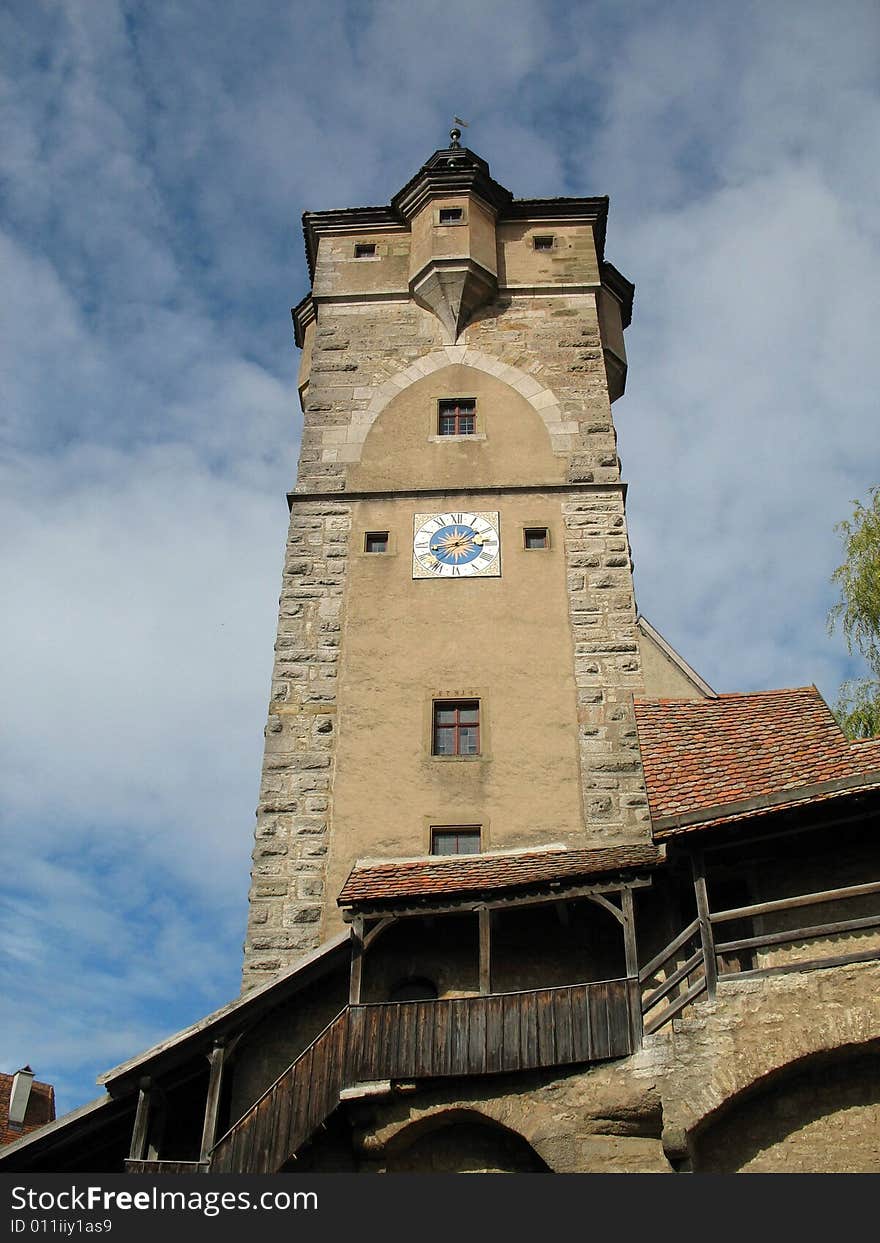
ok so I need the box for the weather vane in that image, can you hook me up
[449,116,470,148]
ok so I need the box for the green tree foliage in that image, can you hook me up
[828,486,880,739]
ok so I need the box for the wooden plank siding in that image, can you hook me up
[210,980,636,1174]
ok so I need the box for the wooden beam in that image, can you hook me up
[478,907,491,995]
[715,911,880,955]
[692,851,717,1000]
[363,915,397,952]
[586,893,625,926]
[710,878,880,924]
[349,917,364,1005]
[199,1042,226,1163]
[643,977,707,1036]
[638,918,700,983]
[129,1077,152,1162]
[621,887,638,978]
[145,1083,166,1161]
[730,946,880,980]
[343,875,654,923]
[641,950,703,1015]
[620,887,642,1049]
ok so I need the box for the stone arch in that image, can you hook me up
[324,346,575,465]
[382,1107,550,1173]
[689,1040,880,1172]
[659,965,880,1144]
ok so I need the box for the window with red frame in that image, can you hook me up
[438,399,476,436]
[433,700,480,756]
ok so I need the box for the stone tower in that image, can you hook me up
[243,135,650,989]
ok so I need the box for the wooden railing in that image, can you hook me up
[210,978,637,1174]
[639,918,705,1035]
[124,1160,208,1174]
[640,878,880,1033]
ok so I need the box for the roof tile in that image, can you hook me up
[634,686,880,835]
[339,843,663,908]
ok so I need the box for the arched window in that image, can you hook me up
[389,977,438,1003]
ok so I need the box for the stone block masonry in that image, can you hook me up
[563,494,650,840]
[242,500,351,990]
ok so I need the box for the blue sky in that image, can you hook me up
[2,0,879,1114]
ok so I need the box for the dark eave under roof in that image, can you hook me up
[300,145,613,284]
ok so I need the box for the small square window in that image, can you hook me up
[524,528,549,550]
[439,207,463,224]
[354,242,376,258]
[433,700,480,756]
[533,235,554,251]
[364,531,389,553]
[431,826,481,855]
[438,399,476,436]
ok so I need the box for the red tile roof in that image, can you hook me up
[634,686,880,837]
[338,843,663,907]
[0,1073,55,1147]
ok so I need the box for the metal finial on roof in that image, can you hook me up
[450,116,469,149]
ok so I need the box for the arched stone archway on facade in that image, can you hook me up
[383,1108,550,1174]
[325,346,576,464]
[690,1042,880,1173]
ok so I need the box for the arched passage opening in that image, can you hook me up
[384,1109,551,1173]
[691,1042,880,1173]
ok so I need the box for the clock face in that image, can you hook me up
[412,511,501,578]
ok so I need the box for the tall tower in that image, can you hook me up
[243,134,649,989]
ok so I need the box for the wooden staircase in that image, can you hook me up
[210,978,639,1173]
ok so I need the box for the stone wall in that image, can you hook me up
[242,501,350,988]
[563,493,648,841]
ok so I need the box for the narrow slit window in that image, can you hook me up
[524,528,549,550]
[533,235,554,250]
[433,700,480,756]
[438,399,476,436]
[354,242,376,258]
[431,826,481,855]
[439,207,463,224]
[364,531,389,553]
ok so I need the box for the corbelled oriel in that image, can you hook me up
[243,138,648,989]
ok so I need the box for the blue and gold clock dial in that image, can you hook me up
[413,511,501,578]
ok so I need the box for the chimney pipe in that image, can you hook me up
[8,1066,35,1126]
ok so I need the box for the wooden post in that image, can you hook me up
[199,1042,226,1162]
[621,886,638,978]
[129,1077,152,1161]
[692,851,718,1000]
[478,907,491,995]
[621,887,643,1050]
[349,917,364,1005]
